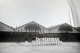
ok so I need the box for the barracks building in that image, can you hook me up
[0,21,79,42]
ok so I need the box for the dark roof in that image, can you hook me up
[25,22,41,30]
[75,27,80,32]
[58,23,73,31]
[0,22,15,31]
[15,21,50,30]
[0,22,12,28]
[48,23,74,31]
[48,24,61,30]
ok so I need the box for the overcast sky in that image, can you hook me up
[0,0,73,28]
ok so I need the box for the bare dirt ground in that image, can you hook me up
[0,42,79,53]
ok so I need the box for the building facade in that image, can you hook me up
[0,21,79,42]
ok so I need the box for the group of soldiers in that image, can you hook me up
[25,37,62,46]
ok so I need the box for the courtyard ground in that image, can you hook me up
[0,42,79,53]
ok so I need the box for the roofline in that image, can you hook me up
[15,21,50,30]
[0,22,15,31]
[48,23,66,30]
[49,23,80,32]
[31,21,50,30]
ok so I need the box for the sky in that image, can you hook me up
[0,0,73,28]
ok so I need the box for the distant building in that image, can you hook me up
[0,21,79,33]
[0,21,79,42]
[0,22,15,32]
[15,21,50,34]
[75,27,80,32]
[48,23,79,33]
